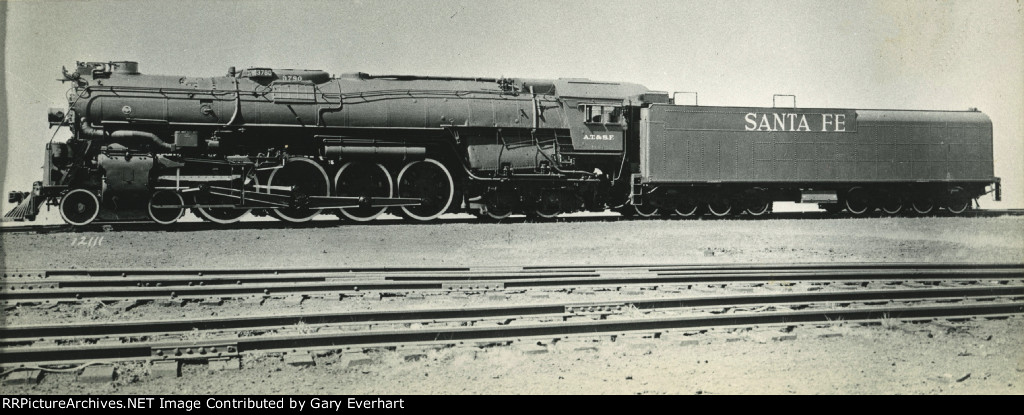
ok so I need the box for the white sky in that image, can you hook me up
[2,0,1022,218]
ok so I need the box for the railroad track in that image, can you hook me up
[0,262,1022,372]
[1,208,1021,234]
[1,285,1021,367]
[2,263,1022,303]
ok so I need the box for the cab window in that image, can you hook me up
[583,105,621,124]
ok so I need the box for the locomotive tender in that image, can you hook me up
[3,61,1001,225]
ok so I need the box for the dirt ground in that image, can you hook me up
[2,216,1022,270]
[1,215,1023,395]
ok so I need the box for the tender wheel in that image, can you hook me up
[633,204,659,218]
[707,196,733,217]
[148,190,185,225]
[844,187,872,215]
[267,157,331,223]
[745,201,772,216]
[744,190,772,217]
[945,188,971,215]
[673,198,700,217]
[911,199,935,215]
[335,161,393,222]
[59,189,100,226]
[880,196,903,216]
[396,158,454,221]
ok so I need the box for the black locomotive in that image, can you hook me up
[3,61,1001,225]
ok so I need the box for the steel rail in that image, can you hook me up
[2,268,1020,302]
[2,285,1022,341]
[4,261,1021,279]
[1,302,1020,366]
[15,266,1019,289]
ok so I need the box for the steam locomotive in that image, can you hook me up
[3,61,1001,226]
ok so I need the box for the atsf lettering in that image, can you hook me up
[583,134,616,140]
[744,113,847,132]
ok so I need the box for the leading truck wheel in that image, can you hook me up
[148,190,186,225]
[267,158,331,223]
[59,189,100,226]
[335,161,393,222]
[396,158,454,222]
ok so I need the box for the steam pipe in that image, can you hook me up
[78,118,175,152]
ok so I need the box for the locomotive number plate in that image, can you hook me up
[248,69,274,78]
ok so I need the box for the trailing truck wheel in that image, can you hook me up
[529,191,562,220]
[59,189,100,226]
[335,161,393,222]
[268,158,331,223]
[148,190,185,225]
[475,191,515,221]
[844,187,872,216]
[483,206,513,220]
[483,198,514,220]
[396,158,454,222]
[529,209,560,220]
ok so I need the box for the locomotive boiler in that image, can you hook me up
[3,61,1001,226]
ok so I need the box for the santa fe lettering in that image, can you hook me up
[348,398,406,409]
[744,113,845,132]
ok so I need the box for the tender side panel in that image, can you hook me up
[641,105,993,184]
[856,110,994,182]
